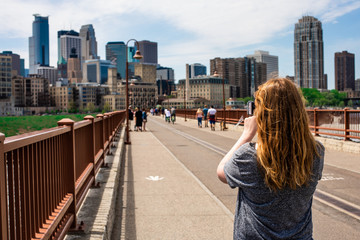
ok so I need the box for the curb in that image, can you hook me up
[102,127,126,240]
[64,126,126,240]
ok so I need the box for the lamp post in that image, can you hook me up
[167,80,170,107]
[125,39,143,144]
[213,71,226,129]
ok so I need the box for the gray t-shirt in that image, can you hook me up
[224,142,325,240]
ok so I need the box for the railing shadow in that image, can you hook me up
[111,140,137,239]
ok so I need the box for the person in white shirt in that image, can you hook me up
[208,106,217,130]
[165,108,171,123]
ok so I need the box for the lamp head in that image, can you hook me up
[133,50,143,60]
[213,71,220,77]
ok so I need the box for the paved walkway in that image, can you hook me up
[66,114,359,239]
[112,127,234,239]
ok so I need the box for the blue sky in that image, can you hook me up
[1,0,360,90]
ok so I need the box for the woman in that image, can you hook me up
[196,108,203,127]
[134,107,143,131]
[217,78,325,240]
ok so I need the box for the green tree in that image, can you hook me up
[85,102,95,113]
[68,101,77,113]
[338,101,345,108]
[103,102,111,113]
[347,100,353,107]
[237,96,254,104]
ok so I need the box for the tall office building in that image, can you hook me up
[0,55,12,99]
[82,59,115,84]
[106,42,127,79]
[355,79,360,91]
[137,40,158,65]
[29,14,50,74]
[58,30,81,63]
[334,51,355,91]
[80,24,98,66]
[294,16,325,89]
[210,57,266,98]
[37,66,58,86]
[0,51,24,77]
[67,48,82,84]
[189,63,207,78]
[246,50,278,80]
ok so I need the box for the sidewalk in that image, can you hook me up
[113,129,234,239]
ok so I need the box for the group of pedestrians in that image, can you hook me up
[195,105,217,130]
[128,107,147,131]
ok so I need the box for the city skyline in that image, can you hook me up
[1,1,360,90]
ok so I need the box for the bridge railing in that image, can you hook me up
[0,111,125,240]
[175,108,360,141]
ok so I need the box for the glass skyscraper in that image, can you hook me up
[106,42,126,79]
[294,16,325,89]
[29,14,49,74]
[188,63,207,78]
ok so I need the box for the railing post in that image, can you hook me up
[84,116,96,182]
[96,114,105,166]
[57,118,77,228]
[344,107,350,141]
[314,108,319,136]
[0,133,8,240]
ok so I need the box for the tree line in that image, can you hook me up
[237,88,354,108]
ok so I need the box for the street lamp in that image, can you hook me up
[125,39,143,144]
[213,71,227,130]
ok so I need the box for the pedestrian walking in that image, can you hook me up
[196,108,203,128]
[165,108,171,123]
[142,108,147,131]
[170,107,176,124]
[208,105,216,131]
[217,78,325,240]
[134,107,143,131]
[128,106,134,131]
[203,105,209,127]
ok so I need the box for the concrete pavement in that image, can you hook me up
[111,127,234,239]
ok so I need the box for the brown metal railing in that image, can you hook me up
[176,108,360,141]
[0,110,125,240]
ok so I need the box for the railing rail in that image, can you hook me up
[0,110,125,240]
[175,108,360,141]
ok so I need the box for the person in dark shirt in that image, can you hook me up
[134,107,143,131]
[203,105,209,127]
[217,78,325,240]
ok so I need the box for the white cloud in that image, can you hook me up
[0,0,359,82]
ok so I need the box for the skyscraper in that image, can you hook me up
[137,40,158,65]
[106,42,127,79]
[294,16,325,89]
[67,48,82,84]
[246,50,278,80]
[189,63,207,78]
[210,57,266,98]
[80,24,98,66]
[0,55,12,99]
[335,51,355,91]
[58,30,81,63]
[29,14,49,74]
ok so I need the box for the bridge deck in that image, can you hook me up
[66,115,360,239]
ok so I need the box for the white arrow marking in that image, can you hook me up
[146,176,164,181]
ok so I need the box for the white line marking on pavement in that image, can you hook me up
[149,128,235,221]
[314,189,360,221]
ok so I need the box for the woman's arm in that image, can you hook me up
[217,116,258,183]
